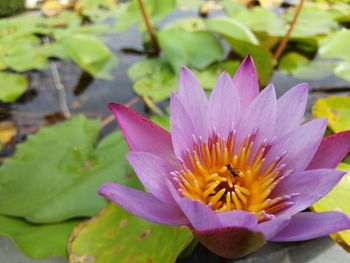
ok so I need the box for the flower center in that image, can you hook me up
[172,128,298,221]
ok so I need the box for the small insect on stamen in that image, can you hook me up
[226,164,239,177]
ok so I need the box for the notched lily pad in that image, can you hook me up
[69,203,193,263]
[0,72,28,102]
[312,96,350,132]
[0,215,78,259]
[0,115,137,223]
[312,163,350,252]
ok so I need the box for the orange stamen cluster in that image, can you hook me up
[172,128,298,221]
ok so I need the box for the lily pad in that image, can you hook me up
[206,17,259,45]
[334,61,350,81]
[278,52,334,80]
[0,115,138,223]
[59,34,118,79]
[319,29,350,61]
[0,215,78,259]
[69,203,193,263]
[157,27,224,71]
[312,96,350,132]
[0,72,27,102]
[128,58,177,102]
[312,163,350,252]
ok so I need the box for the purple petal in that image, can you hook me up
[275,83,308,137]
[233,55,259,109]
[108,103,175,162]
[170,93,197,159]
[126,152,176,204]
[237,84,276,148]
[271,169,346,217]
[307,130,350,170]
[99,183,187,226]
[178,67,208,137]
[194,226,265,258]
[266,118,328,172]
[270,212,350,242]
[207,72,240,138]
[257,217,291,240]
[217,210,258,228]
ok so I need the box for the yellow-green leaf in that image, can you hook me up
[69,204,193,263]
[312,96,350,132]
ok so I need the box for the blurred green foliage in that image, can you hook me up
[0,0,24,17]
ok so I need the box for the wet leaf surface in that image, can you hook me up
[0,215,78,259]
[0,72,28,102]
[69,204,193,263]
[158,27,224,71]
[312,163,350,253]
[312,96,350,132]
[0,115,138,223]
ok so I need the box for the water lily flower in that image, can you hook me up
[99,56,350,258]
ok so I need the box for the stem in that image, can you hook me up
[137,0,160,54]
[273,0,305,62]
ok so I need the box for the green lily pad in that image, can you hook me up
[115,0,175,32]
[0,72,27,102]
[233,7,286,36]
[312,163,350,252]
[224,36,274,85]
[312,96,350,132]
[0,215,78,259]
[163,17,206,32]
[69,204,193,263]
[334,61,350,81]
[319,29,350,61]
[206,17,259,45]
[59,35,118,79]
[157,27,224,71]
[0,115,139,223]
[128,58,177,102]
[279,52,334,80]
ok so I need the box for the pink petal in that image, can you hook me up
[233,55,259,109]
[99,183,187,226]
[178,67,208,137]
[272,169,346,217]
[170,93,197,159]
[266,118,328,172]
[275,83,308,137]
[270,212,350,242]
[126,152,176,204]
[307,130,350,170]
[237,84,276,149]
[257,217,291,240]
[207,72,240,138]
[108,103,175,162]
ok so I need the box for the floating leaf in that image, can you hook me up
[59,34,118,79]
[312,96,350,132]
[224,36,274,85]
[319,30,350,61]
[279,52,334,80]
[128,58,177,101]
[163,17,206,32]
[150,115,170,131]
[334,61,350,82]
[312,163,350,252]
[0,115,138,223]
[233,7,286,36]
[115,0,175,32]
[206,17,259,45]
[0,72,27,103]
[222,0,247,17]
[0,215,78,259]
[69,204,193,263]
[158,27,224,71]
[286,7,340,37]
